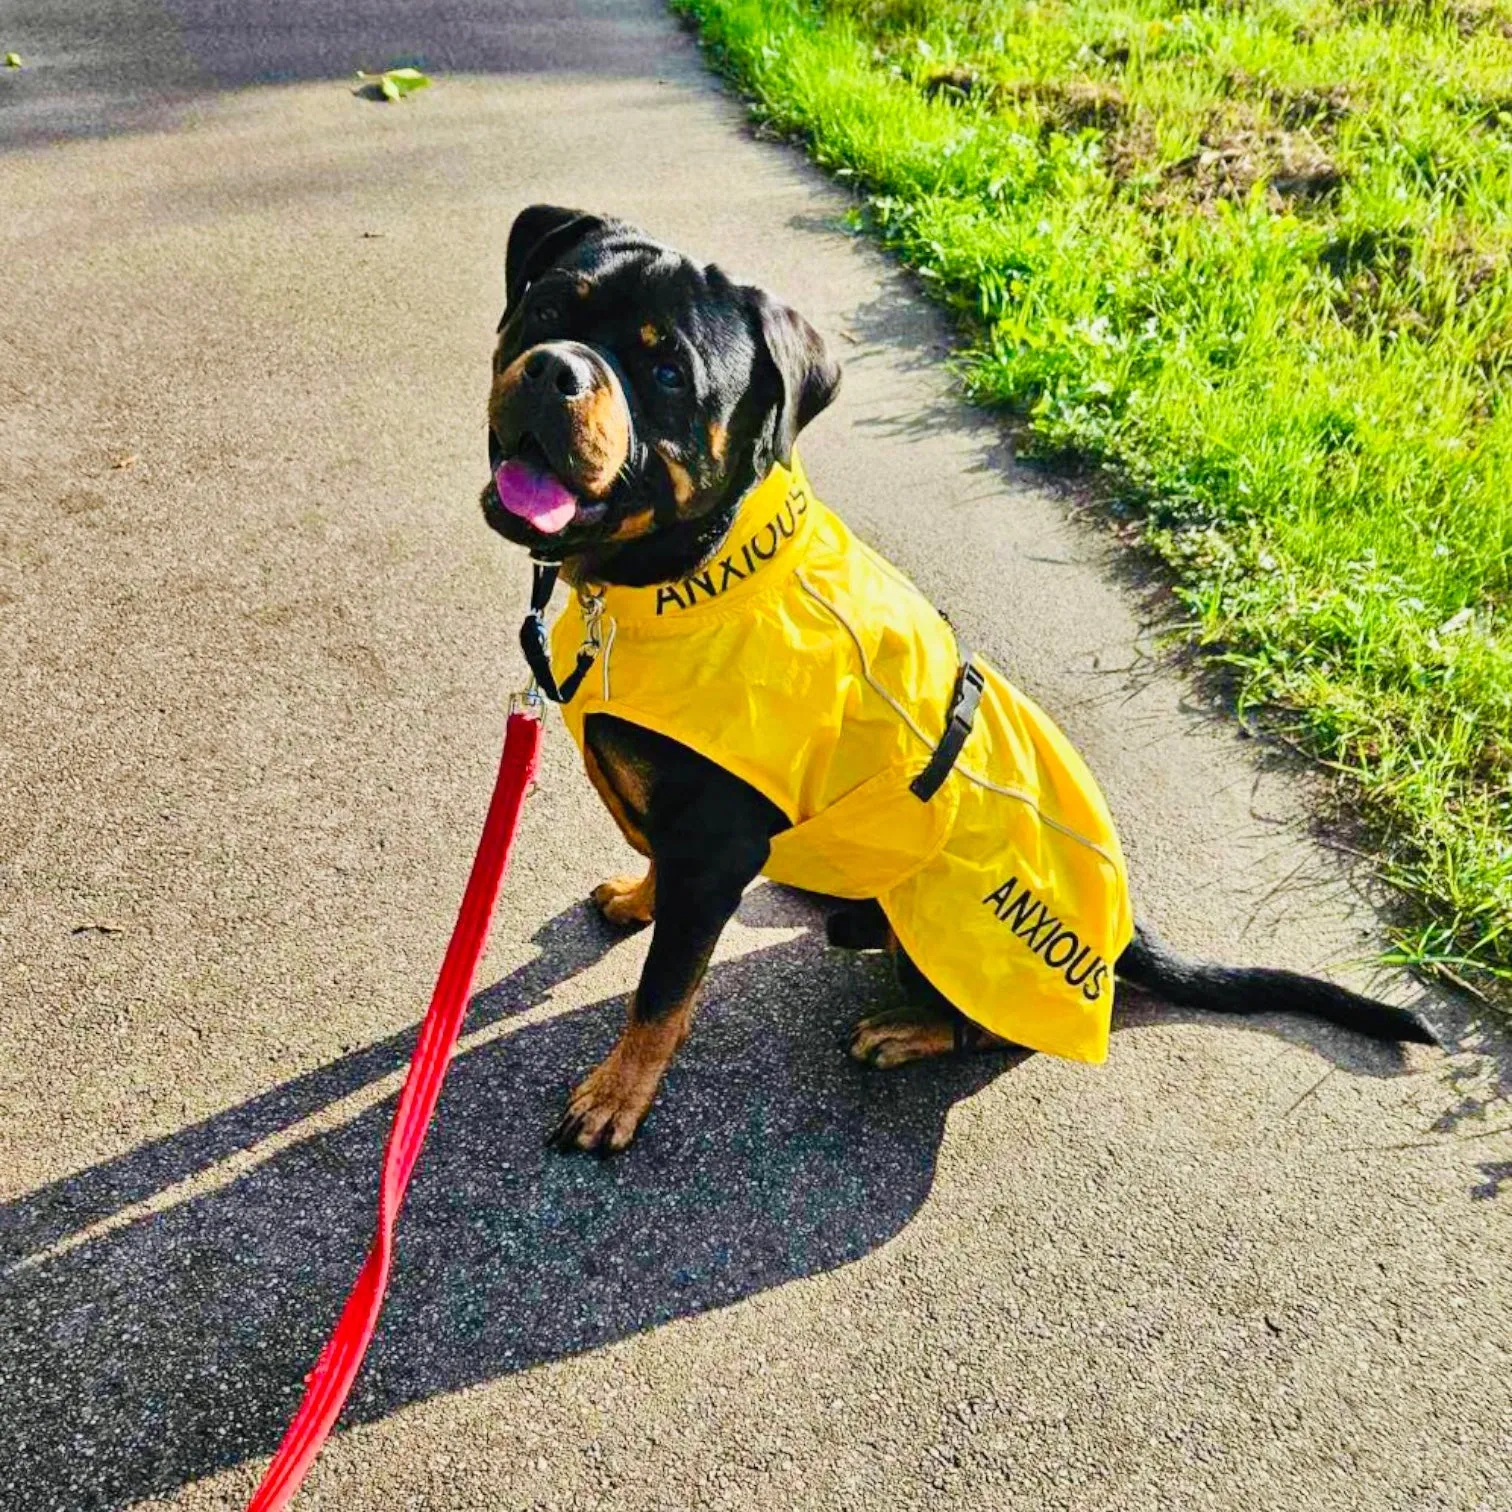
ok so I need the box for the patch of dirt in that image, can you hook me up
[1320,230,1418,332]
[963,77,1128,133]
[1325,230,1506,343]
[1274,84,1356,129]
[1318,228,1414,281]
[1472,738,1512,791]
[1161,134,1344,209]
[922,65,991,103]
[1221,71,1355,130]
[1009,79,1126,132]
[1270,160,1348,201]
[1138,104,1347,210]
[1343,0,1512,36]
[1106,117,1161,185]
[923,71,1128,134]
[823,0,937,32]
[1089,37,1133,68]
[1453,244,1504,302]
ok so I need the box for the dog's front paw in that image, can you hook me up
[591,868,655,928]
[550,1045,661,1154]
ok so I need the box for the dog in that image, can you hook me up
[481,204,1437,1154]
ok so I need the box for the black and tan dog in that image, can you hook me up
[481,204,1437,1154]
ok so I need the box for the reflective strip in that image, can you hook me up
[601,616,617,702]
[795,570,934,745]
[794,570,1119,871]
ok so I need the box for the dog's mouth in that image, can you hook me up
[494,435,579,535]
[486,433,611,547]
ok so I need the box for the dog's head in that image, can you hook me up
[482,205,841,584]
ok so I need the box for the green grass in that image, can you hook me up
[676,0,1512,988]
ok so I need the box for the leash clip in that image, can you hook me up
[576,581,606,659]
[508,679,546,720]
[517,561,600,705]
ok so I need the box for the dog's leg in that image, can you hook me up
[555,717,784,1153]
[825,898,890,951]
[849,942,1012,1068]
[583,740,657,927]
[848,1003,1011,1068]
[552,823,768,1153]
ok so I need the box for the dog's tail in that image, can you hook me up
[1115,919,1438,1046]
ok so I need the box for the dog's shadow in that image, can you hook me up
[0,887,1425,1508]
[0,889,1006,1507]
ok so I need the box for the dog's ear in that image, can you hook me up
[746,288,842,467]
[501,205,610,328]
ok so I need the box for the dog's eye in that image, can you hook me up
[533,303,561,326]
[653,360,686,391]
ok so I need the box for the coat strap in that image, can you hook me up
[910,658,985,802]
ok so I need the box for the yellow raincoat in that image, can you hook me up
[550,455,1133,1062]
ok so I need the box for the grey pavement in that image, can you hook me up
[2,3,1509,1510]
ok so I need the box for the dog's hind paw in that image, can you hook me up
[848,1006,959,1068]
[591,867,656,928]
[848,1006,1009,1068]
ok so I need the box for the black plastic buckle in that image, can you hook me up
[910,659,985,803]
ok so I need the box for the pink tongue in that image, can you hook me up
[494,457,578,535]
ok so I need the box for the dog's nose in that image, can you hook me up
[524,346,591,399]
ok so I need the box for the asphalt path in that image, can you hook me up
[2,3,1509,1508]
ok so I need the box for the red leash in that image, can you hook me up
[246,705,544,1511]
